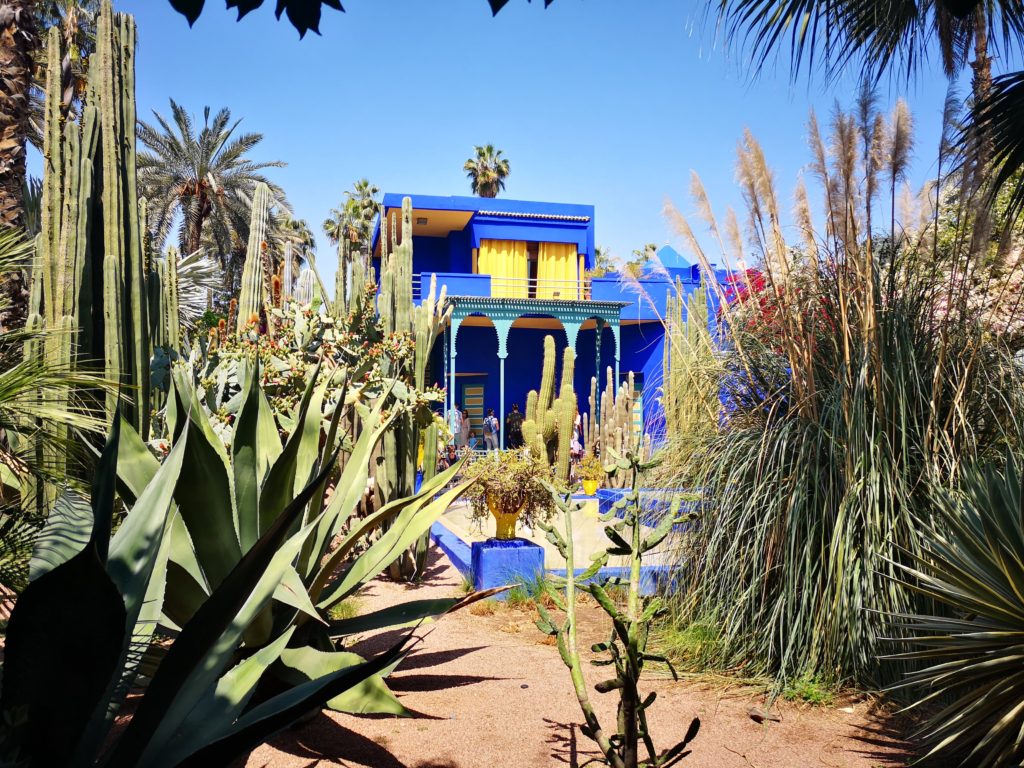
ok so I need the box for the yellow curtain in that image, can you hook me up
[479,239,528,298]
[537,242,579,299]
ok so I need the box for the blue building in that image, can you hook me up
[372,193,712,446]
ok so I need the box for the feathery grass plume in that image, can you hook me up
[793,176,817,261]
[724,207,745,268]
[660,98,1024,691]
[886,99,915,234]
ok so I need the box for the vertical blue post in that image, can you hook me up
[499,354,506,449]
[449,319,458,434]
[595,318,604,424]
[443,323,450,422]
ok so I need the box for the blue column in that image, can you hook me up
[443,323,450,422]
[595,318,604,423]
[499,354,506,449]
[449,318,459,433]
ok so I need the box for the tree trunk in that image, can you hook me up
[969,9,994,255]
[0,1,36,332]
[185,191,206,255]
[0,1,32,229]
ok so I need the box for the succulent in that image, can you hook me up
[521,334,576,485]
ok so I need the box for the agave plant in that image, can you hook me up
[0,355,482,765]
[0,411,405,767]
[889,456,1024,768]
[121,358,472,720]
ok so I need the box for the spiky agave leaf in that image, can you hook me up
[888,456,1024,768]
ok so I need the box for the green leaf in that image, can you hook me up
[115,417,160,504]
[316,473,470,609]
[157,628,296,767]
[279,647,407,716]
[173,407,241,590]
[302,398,395,580]
[162,511,211,628]
[108,425,189,625]
[1,551,126,764]
[174,635,412,767]
[232,364,264,551]
[273,565,324,624]
[28,489,92,582]
[257,362,322,539]
[328,598,460,637]
[104,445,339,767]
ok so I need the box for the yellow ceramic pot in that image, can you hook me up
[486,493,524,540]
[582,479,599,496]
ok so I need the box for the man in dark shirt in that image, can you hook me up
[505,402,524,448]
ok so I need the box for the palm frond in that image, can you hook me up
[972,70,1024,222]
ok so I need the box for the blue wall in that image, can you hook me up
[440,320,673,443]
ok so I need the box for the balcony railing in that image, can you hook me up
[408,271,691,321]
[412,273,591,302]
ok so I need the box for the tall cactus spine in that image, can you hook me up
[30,0,152,446]
[377,197,451,580]
[103,254,123,420]
[237,182,270,333]
[166,247,180,350]
[522,334,576,483]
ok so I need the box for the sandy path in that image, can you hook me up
[245,547,910,768]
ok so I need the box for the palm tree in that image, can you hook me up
[138,100,286,259]
[27,1,100,147]
[323,178,378,250]
[0,0,37,229]
[463,144,510,198]
[713,0,1024,215]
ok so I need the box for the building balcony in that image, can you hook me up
[412,272,698,321]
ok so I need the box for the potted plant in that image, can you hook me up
[578,453,604,496]
[466,450,555,539]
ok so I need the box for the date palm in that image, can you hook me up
[323,178,378,250]
[138,100,286,258]
[463,144,510,198]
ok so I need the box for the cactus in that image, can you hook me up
[237,182,270,333]
[376,198,451,581]
[583,367,646,489]
[29,1,155,445]
[282,241,294,305]
[521,334,576,484]
[536,460,701,768]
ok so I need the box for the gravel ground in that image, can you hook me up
[244,547,911,768]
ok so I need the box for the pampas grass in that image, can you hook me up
[647,98,1024,689]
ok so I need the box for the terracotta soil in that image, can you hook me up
[245,547,911,768]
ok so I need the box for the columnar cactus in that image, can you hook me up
[29,1,154,439]
[282,241,294,304]
[377,198,451,580]
[522,334,575,484]
[237,182,270,333]
[584,367,644,489]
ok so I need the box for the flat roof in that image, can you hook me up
[380,193,594,221]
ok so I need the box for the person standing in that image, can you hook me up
[483,408,500,452]
[452,403,464,447]
[460,406,471,448]
[506,402,524,448]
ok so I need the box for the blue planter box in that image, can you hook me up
[470,537,544,599]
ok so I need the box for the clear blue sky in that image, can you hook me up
[110,0,958,282]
